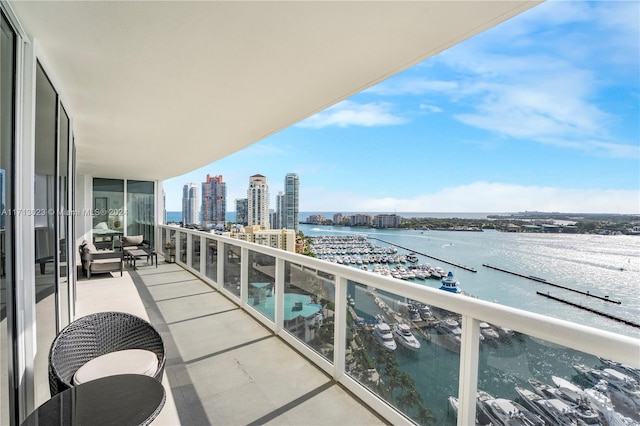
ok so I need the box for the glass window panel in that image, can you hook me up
[0,12,15,424]
[190,235,200,272]
[126,180,154,246]
[205,239,217,282]
[248,250,275,321]
[34,63,58,406]
[223,242,241,297]
[472,331,636,426]
[179,232,186,263]
[284,261,335,361]
[92,178,123,248]
[345,281,457,425]
[165,228,176,264]
[57,106,69,328]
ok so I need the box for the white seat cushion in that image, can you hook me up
[73,349,158,385]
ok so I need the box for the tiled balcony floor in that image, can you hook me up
[77,260,386,425]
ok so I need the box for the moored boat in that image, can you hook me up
[440,271,461,293]
[392,323,421,351]
[476,390,545,426]
[373,321,397,351]
[573,364,640,410]
[530,377,604,425]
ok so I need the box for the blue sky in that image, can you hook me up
[164,1,639,214]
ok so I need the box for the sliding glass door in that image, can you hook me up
[0,11,15,426]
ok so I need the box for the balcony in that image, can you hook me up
[72,225,639,425]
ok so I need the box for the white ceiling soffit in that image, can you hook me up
[11,1,542,181]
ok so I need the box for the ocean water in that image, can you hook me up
[299,224,640,425]
[301,224,640,338]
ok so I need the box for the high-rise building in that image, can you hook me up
[235,198,248,225]
[201,174,226,226]
[374,214,402,228]
[247,174,269,229]
[182,183,198,225]
[284,173,299,232]
[275,191,285,229]
[269,209,278,229]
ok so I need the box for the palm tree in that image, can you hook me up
[415,405,437,426]
[397,389,421,411]
[398,371,416,394]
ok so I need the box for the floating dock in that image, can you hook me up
[536,292,639,329]
[367,237,477,272]
[483,264,621,304]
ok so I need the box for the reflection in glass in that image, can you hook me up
[344,281,451,425]
[163,229,176,263]
[58,106,70,328]
[34,63,58,405]
[179,232,187,264]
[92,178,124,249]
[205,239,217,282]
[0,13,15,424]
[283,262,335,360]
[126,180,154,246]
[223,242,241,297]
[190,235,200,272]
[247,250,275,321]
[474,333,639,426]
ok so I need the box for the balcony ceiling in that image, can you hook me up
[11,1,541,181]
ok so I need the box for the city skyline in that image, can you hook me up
[163,1,639,214]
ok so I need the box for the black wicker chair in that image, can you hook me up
[48,311,166,396]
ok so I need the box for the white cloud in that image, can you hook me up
[297,101,406,128]
[301,182,640,214]
[366,79,458,96]
[419,104,442,113]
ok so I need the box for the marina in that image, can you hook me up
[303,224,640,424]
[368,237,478,272]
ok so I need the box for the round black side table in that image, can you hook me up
[22,374,166,426]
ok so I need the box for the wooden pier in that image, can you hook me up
[483,264,621,304]
[536,292,639,328]
[367,237,477,272]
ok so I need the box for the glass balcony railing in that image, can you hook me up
[158,225,640,426]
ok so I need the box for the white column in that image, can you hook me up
[457,315,480,426]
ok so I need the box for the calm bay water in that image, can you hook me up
[300,224,640,424]
[300,224,640,339]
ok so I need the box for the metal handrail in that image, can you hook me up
[158,225,640,425]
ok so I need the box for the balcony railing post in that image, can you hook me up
[333,275,348,381]
[275,258,285,332]
[199,235,205,274]
[216,241,224,291]
[458,315,480,426]
[240,246,249,308]
[175,231,182,265]
[186,233,192,267]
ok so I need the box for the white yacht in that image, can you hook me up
[392,323,421,351]
[476,390,545,426]
[373,322,397,351]
[599,358,640,382]
[529,377,604,425]
[479,322,500,340]
[574,364,640,409]
[435,318,462,346]
[552,377,607,424]
[582,381,640,426]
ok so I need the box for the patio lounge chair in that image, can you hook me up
[79,241,123,279]
[48,311,166,396]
